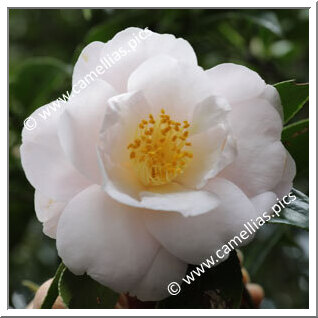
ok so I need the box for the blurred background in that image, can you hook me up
[9,9,309,309]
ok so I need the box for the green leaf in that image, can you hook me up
[282,119,309,175]
[282,118,309,141]
[40,263,66,309]
[10,57,71,115]
[268,188,309,230]
[158,250,243,309]
[274,80,309,124]
[58,268,119,309]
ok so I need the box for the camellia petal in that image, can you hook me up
[190,95,231,135]
[56,184,160,293]
[20,102,91,201]
[219,98,287,197]
[99,27,198,92]
[71,41,105,87]
[260,84,284,121]
[176,123,236,189]
[98,151,220,217]
[250,191,278,217]
[221,141,287,198]
[127,55,212,119]
[72,27,197,93]
[58,80,117,184]
[174,95,235,189]
[99,90,153,165]
[129,248,187,301]
[206,63,266,103]
[274,150,296,199]
[144,178,258,264]
[34,190,66,239]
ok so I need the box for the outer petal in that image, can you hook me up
[72,27,197,92]
[56,185,159,293]
[20,102,91,201]
[144,178,258,264]
[130,248,187,301]
[260,84,284,121]
[58,80,117,184]
[226,99,283,144]
[34,190,66,239]
[71,41,105,86]
[250,191,277,217]
[220,142,286,197]
[99,28,198,92]
[206,63,266,103]
[219,98,286,197]
[127,55,212,119]
[274,150,296,199]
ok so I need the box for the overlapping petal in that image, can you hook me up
[127,55,212,119]
[72,27,197,92]
[175,95,236,189]
[144,178,258,264]
[130,248,187,301]
[34,190,66,239]
[58,80,117,184]
[56,184,160,293]
[260,84,284,121]
[250,191,278,216]
[99,150,220,217]
[20,102,91,201]
[274,151,296,198]
[219,98,286,197]
[206,63,266,103]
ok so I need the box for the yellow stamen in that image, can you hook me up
[127,110,193,186]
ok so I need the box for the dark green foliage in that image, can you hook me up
[58,268,119,309]
[269,188,309,230]
[274,80,309,124]
[41,263,66,309]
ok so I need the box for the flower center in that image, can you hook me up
[127,109,193,186]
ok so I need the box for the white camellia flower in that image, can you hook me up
[20,27,295,301]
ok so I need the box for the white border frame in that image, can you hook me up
[3,0,316,316]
